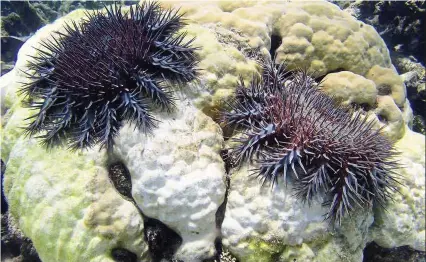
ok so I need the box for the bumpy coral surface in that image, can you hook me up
[3,134,148,261]
[321,71,378,107]
[221,163,374,262]
[159,0,393,109]
[274,1,392,76]
[366,65,406,107]
[369,129,426,252]
[222,128,425,261]
[158,0,410,142]
[1,1,425,262]
[114,102,226,261]
[321,70,411,141]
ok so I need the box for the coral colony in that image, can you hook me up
[21,2,198,150]
[221,59,399,224]
[20,0,400,225]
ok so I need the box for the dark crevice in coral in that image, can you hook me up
[207,149,233,262]
[215,195,228,232]
[315,68,346,83]
[221,124,237,142]
[111,248,138,262]
[377,114,388,124]
[390,52,426,134]
[107,160,183,262]
[363,241,426,262]
[144,218,183,262]
[269,34,282,58]
[377,84,392,96]
[412,114,426,135]
[1,213,41,262]
[220,149,234,174]
[351,102,374,112]
[108,162,134,201]
[1,36,27,63]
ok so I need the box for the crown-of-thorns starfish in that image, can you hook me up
[221,59,400,225]
[21,2,198,150]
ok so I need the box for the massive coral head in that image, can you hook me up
[221,59,400,225]
[21,1,198,150]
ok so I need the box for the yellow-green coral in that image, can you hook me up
[274,1,391,76]
[1,107,32,161]
[3,137,148,262]
[374,95,406,141]
[236,223,370,262]
[244,238,285,262]
[280,243,316,261]
[153,0,395,115]
[366,65,406,107]
[181,22,261,113]
[320,71,377,106]
[320,70,411,141]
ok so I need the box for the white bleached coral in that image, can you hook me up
[114,102,226,261]
[2,96,227,262]
[221,163,374,262]
[369,129,426,252]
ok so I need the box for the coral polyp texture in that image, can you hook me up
[221,59,400,225]
[21,2,198,150]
